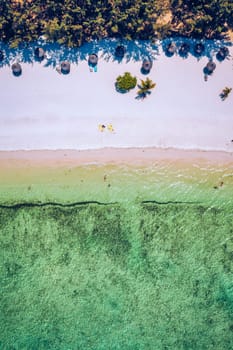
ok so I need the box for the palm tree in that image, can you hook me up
[136,78,156,100]
[220,87,232,101]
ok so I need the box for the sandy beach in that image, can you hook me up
[0,40,233,152]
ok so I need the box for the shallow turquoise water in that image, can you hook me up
[1,163,233,207]
[1,201,233,349]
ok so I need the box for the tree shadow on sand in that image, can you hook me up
[161,37,232,61]
[135,90,152,100]
[0,38,231,73]
[0,39,159,68]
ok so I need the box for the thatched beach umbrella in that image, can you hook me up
[141,59,153,74]
[115,45,125,59]
[88,53,98,66]
[178,42,190,57]
[206,61,216,73]
[34,47,45,61]
[194,42,205,56]
[165,42,176,57]
[203,60,216,77]
[61,61,70,74]
[216,47,229,61]
[11,63,22,76]
[0,50,4,62]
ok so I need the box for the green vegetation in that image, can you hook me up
[115,72,137,93]
[0,0,232,47]
[220,86,232,101]
[136,78,156,99]
[170,0,233,39]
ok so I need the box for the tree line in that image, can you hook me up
[0,0,232,48]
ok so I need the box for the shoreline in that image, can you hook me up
[0,147,233,167]
[1,147,232,206]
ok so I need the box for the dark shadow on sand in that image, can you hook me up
[0,38,232,73]
[161,37,232,61]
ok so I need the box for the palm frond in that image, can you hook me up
[136,78,156,100]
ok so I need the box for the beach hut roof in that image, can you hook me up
[142,59,153,71]
[34,47,45,59]
[115,45,125,58]
[11,62,22,76]
[219,46,229,55]
[206,61,216,72]
[164,42,176,57]
[216,47,229,60]
[204,60,216,75]
[88,53,98,65]
[61,61,70,74]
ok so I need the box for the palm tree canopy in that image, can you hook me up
[139,78,156,90]
[220,87,232,100]
[223,87,232,94]
[137,78,156,99]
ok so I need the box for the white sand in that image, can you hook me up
[0,40,233,151]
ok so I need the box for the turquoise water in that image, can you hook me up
[1,200,233,349]
[1,163,233,207]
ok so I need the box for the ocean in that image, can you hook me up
[0,161,233,349]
